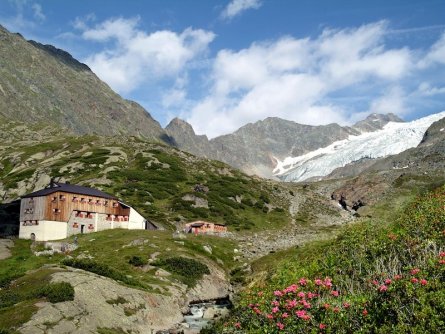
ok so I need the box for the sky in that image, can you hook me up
[1,0,445,138]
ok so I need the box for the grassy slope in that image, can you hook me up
[0,119,291,232]
[0,229,238,332]
[208,185,445,333]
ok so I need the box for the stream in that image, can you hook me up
[181,298,232,332]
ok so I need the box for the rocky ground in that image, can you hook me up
[232,191,353,260]
[18,256,231,334]
[0,238,13,260]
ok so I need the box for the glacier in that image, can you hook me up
[273,111,445,182]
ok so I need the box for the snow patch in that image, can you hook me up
[273,111,445,182]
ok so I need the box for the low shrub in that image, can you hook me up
[128,256,147,267]
[39,282,74,303]
[153,257,210,287]
[209,185,445,333]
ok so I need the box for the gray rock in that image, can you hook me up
[203,245,212,254]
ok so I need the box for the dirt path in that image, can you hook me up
[0,239,13,260]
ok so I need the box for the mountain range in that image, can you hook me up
[1,24,444,184]
[1,23,445,334]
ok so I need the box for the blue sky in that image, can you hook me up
[1,0,445,138]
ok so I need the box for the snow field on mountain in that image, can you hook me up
[273,111,445,182]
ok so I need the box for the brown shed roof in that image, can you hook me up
[22,182,117,200]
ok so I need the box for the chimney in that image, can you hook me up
[50,178,57,188]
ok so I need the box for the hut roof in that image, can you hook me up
[22,182,117,200]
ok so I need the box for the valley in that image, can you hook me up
[0,22,444,334]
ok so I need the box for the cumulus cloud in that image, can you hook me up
[187,21,416,137]
[76,17,215,94]
[221,0,262,19]
[368,87,408,116]
[66,17,444,137]
[421,32,445,67]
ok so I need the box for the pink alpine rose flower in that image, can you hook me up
[274,290,283,297]
[324,278,332,288]
[276,322,285,330]
[420,279,428,286]
[379,285,388,292]
[295,310,307,318]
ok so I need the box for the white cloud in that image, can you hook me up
[31,3,44,21]
[422,32,445,66]
[76,17,215,94]
[417,82,445,96]
[368,87,408,116]
[221,0,262,19]
[187,21,416,138]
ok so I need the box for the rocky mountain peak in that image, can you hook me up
[353,113,404,133]
[28,40,91,72]
[165,118,197,136]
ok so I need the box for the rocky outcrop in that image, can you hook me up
[19,270,184,334]
[0,238,13,260]
[19,259,231,334]
[331,173,391,214]
[185,259,230,304]
[352,113,403,133]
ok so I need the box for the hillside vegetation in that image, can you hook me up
[0,119,291,232]
[207,185,445,333]
[0,229,238,331]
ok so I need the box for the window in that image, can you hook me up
[73,197,79,202]
[52,208,61,214]
[81,198,87,203]
[51,196,57,202]
[112,202,119,208]
[88,199,94,204]
[104,201,108,207]
[75,211,86,218]
[96,200,101,206]
[59,195,66,201]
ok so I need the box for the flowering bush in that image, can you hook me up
[206,186,445,333]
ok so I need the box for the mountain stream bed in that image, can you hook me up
[180,298,232,333]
